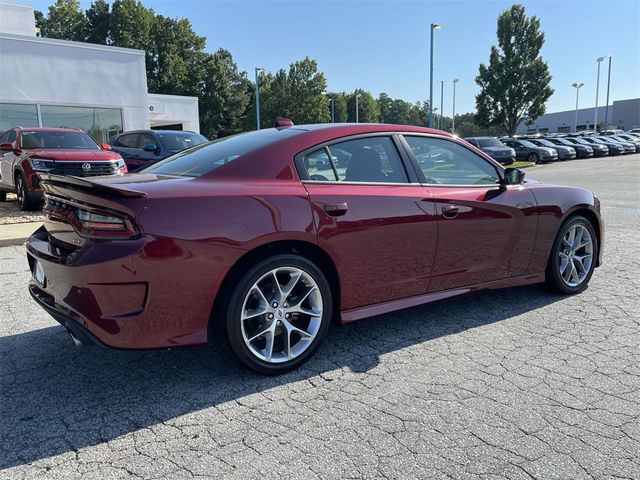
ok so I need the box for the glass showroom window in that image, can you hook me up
[40,105,123,144]
[0,103,39,131]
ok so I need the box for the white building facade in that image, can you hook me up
[516,98,640,134]
[0,2,200,143]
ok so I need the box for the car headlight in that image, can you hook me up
[116,159,125,169]
[29,159,52,172]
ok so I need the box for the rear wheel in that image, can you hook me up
[546,216,598,294]
[219,254,332,374]
[15,173,39,211]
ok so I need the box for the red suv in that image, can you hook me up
[0,127,127,210]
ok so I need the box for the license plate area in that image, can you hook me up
[33,259,47,288]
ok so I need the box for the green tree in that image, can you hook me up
[85,0,111,44]
[39,0,88,40]
[475,4,553,136]
[327,92,348,122]
[199,49,252,138]
[347,89,379,123]
[256,58,330,128]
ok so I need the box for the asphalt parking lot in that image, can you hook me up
[1,154,639,480]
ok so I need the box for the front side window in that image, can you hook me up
[139,133,156,147]
[404,136,500,186]
[20,131,100,150]
[301,136,408,183]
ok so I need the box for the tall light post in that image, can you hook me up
[604,55,612,130]
[254,67,264,130]
[571,82,585,132]
[452,78,459,134]
[433,107,439,129]
[429,23,442,128]
[439,80,444,130]
[594,56,605,132]
[329,98,335,123]
[355,94,361,123]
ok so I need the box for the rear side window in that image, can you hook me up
[301,136,409,184]
[115,134,138,148]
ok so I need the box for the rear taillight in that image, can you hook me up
[45,196,140,239]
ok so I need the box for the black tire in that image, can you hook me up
[545,215,598,294]
[527,153,539,163]
[218,254,333,375]
[15,173,39,211]
[0,191,6,202]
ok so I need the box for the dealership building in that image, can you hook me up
[0,1,200,143]
[516,98,640,134]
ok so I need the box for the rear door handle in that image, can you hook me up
[323,203,348,217]
[441,205,459,218]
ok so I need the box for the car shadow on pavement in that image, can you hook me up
[0,284,564,469]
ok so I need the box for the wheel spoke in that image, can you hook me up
[242,306,267,321]
[573,227,583,250]
[248,322,274,342]
[271,270,285,301]
[263,329,275,362]
[252,285,269,307]
[569,261,579,283]
[559,257,570,274]
[282,270,302,297]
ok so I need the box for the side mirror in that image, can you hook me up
[0,142,13,152]
[101,143,112,150]
[143,143,157,152]
[502,167,525,187]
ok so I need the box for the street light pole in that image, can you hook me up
[355,94,361,123]
[255,67,264,130]
[604,55,612,130]
[571,82,585,132]
[439,80,444,130]
[329,98,335,123]
[452,78,459,134]
[594,57,604,132]
[434,107,439,130]
[429,23,442,128]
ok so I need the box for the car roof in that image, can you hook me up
[118,130,200,135]
[14,127,85,133]
[464,136,495,140]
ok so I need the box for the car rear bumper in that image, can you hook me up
[25,226,225,349]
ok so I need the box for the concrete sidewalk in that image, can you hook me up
[0,222,42,247]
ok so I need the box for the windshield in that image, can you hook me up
[519,140,537,148]
[143,129,299,178]
[157,132,208,151]
[536,139,556,147]
[476,138,504,148]
[20,131,99,150]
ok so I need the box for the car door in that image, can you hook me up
[113,133,145,171]
[401,134,538,292]
[298,134,438,311]
[505,140,525,160]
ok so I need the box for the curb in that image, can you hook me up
[0,222,42,248]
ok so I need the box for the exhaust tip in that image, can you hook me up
[67,328,84,347]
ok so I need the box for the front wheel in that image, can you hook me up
[528,153,539,163]
[16,173,39,211]
[221,254,332,374]
[546,216,598,294]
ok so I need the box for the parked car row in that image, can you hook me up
[0,127,208,210]
[464,131,640,165]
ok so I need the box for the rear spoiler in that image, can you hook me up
[39,174,147,198]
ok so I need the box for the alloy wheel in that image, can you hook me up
[558,224,593,287]
[240,267,323,363]
[16,176,23,203]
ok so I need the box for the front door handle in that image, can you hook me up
[323,203,348,217]
[441,205,459,218]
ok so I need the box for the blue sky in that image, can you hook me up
[20,0,640,115]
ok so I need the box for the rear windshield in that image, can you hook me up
[475,138,503,148]
[157,132,208,151]
[143,129,300,177]
[20,131,99,150]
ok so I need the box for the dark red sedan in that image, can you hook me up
[26,124,603,374]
